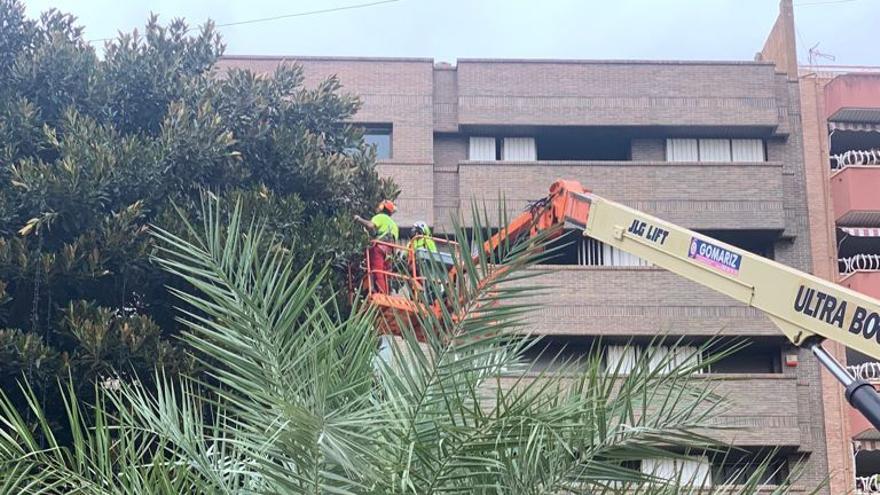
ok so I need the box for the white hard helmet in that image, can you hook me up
[413,221,430,234]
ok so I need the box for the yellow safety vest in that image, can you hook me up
[370,213,399,240]
[412,226,437,252]
[413,236,437,252]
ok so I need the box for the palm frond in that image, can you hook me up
[0,192,823,494]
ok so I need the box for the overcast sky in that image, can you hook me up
[22,0,880,66]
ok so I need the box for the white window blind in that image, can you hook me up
[731,139,765,162]
[666,139,698,162]
[647,345,701,374]
[605,346,639,374]
[502,137,537,161]
[667,138,765,163]
[469,137,496,160]
[577,238,650,267]
[642,458,713,487]
[647,346,672,373]
[670,346,702,373]
[604,345,701,375]
[699,139,732,162]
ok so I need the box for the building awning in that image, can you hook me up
[829,121,880,133]
[855,438,880,451]
[841,227,880,237]
[855,427,880,451]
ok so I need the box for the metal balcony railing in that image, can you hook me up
[848,362,880,382]
[840,254,880,274]
[857,474,880,494]
[831,149,880,170]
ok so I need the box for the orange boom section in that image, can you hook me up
[358,180,593,340]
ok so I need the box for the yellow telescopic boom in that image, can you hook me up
[578,190,880,428]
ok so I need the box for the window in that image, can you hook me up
[642,457,713,487]
[666,138,699,161]
[732,139,765,162]
[364,126,392,159]
[605,345,639,374]
[537,132,630,160]
[604,345,701,375]
[469,137,496,160]
[578,237,650,267]
[698,230,775,260]
[711,452,788,485]
[699,139,732,162]
[519,336,594,372]
[542,231,649,267]
[501,137,536,161]
[666,139,765,163]
[468,136,536,161]
[706,345,782,374]
[639,452,788,487]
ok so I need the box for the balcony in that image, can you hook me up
[857,475,880,495]
[495,374,801,446]
[515,266,780,337]
[702,375,801,446]
[832,167,880,226]
[855,444,880,494]
[825,74,880,123]
[458,160,786,231]
[840,270,880,299]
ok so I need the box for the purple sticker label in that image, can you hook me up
[688,238,741,275]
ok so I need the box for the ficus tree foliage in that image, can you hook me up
[0,0,396,427]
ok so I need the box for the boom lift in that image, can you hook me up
[360,179,880,430]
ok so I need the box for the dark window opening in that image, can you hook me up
[697,230,776,260]
[519,335,596,372]
[363,125,392,160]
[855,449,880,481]
[541,230,581,265]
[536,131,631,161]
[542,230,777,267]
[847,348,877,368]
[710,450,789,485]
[705,342,782,374]
[829,130,880,157]
[837,230,880,275]
[520,337,783,375]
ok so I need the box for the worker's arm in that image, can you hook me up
[354,215,376,233]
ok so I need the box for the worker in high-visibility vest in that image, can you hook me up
[411,221,437,252]
[355,200,399,294]
[411,221,444,302]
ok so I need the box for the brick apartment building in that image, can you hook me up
[800,65,880,493]
[218,1,856,492]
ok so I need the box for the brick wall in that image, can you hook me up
[216,52,831,493]
[433,65,458,132]
[800,70,855,494]
[456,60,780,127]
[515,266,780,336]
[757,0,798,80]
[494,374,802,446]
[458,161,786,230]
[432,134,466,229]
[217,56,436,224]
[630,139,666,161]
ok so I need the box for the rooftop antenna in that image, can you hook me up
[808,42,836,67]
